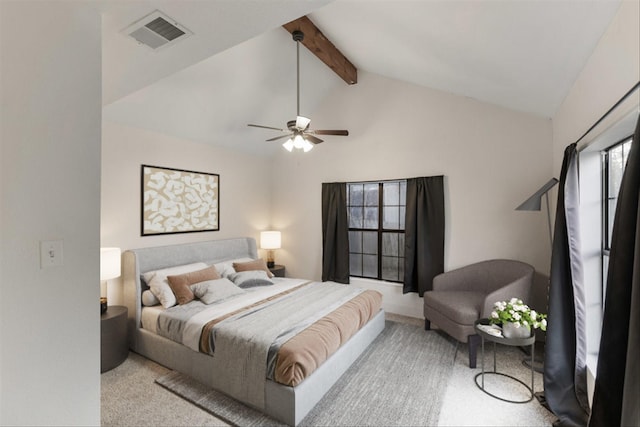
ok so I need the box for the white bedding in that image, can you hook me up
[140,277,309,351]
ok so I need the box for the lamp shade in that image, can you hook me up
[260,231,281,250]
[515,178,559,211]
[100,247,121,281]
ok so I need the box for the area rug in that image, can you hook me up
[155,320,456,426]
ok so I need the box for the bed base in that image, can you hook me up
[123,238,385,426]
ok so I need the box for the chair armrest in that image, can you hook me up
[481,274,532,318]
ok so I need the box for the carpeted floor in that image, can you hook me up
[101,314,556,426]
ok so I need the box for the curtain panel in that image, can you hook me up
[403,176,445,296]
[589,115,640,427]
[544,143,590,426]
[321,182,350,284]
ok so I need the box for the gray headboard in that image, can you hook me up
[122,237,257,350]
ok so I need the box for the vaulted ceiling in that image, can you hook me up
[101,0,622,155]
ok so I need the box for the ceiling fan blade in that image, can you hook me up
[248,124,287,132]
[266,134,292,142]
[313,130,349,136]
[305,134,324,144]
[296,116,311,130]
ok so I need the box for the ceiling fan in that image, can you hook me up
[248,30,349,152]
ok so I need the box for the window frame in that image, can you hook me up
[601,135,633,295]
[346,179,406,283]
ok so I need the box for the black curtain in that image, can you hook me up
[403,176,445,296]
[589,115,640,427]
[321,182,350,283]
[544,143,590,426]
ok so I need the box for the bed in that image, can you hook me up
[123,237,385,426]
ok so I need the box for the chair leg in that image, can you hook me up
[424,319,431,330]
[468,334,481,368]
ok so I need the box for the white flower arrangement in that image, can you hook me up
[489,298,547,331]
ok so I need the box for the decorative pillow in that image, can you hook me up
[190,278,245,305]
[233,258,274,278]
[167,266,221,305]
[143,262,208,308]
[142,290,160,307]
[228,270,274,289]
[213,257,253,278]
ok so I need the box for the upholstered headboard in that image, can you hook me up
[122,237,257,350]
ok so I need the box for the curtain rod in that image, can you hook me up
[575,81,640,149]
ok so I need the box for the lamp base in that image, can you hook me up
[100,297,108,314]
[267,261,275,268]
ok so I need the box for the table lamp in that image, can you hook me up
[260,231,281,268]
[100,247,121,314]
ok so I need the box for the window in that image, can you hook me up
[602,137,633,290]
[347,180,406,282]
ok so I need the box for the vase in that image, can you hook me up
[502,322,531,339]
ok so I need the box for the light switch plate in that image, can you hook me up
[40,240,64,268]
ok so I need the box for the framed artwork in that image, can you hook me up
[141,165,219,236]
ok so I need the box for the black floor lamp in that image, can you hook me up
[516,177,559,372]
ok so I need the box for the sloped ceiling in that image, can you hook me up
[102,0,622,156]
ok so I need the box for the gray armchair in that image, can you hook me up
[423,259,534,368]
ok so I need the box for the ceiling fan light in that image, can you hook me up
[282,139,294,152]
[302,139,314,152]
[293,134,305,149]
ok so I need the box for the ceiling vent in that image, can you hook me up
[123,10,192,51]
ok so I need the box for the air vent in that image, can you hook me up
[123,10,192,51]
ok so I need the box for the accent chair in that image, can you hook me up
[423,259,534,368]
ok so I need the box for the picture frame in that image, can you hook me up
[141,164,219,236]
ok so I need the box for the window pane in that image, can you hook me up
[608,146,624,196]
[382,232,399,256]
[399,206,406,229]
[363,255,377,277]
[364,183,378,206]
[349,231,362,253]
[399,233,405,257]
[349,184,364,206]
[349,207,363,228]
[382,256,399,281]
[399,180,407,205]
[608,198,617,248]
[364,207,378,229]
[383,206,400,229]
[350,253,362,276]
[383,182,400,205]
[362,231,378,254]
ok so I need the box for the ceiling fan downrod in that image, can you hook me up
[292,30,304,117]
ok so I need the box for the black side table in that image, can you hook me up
[101,305,128,373]
[269,264,285,277]
[474,318,535,403]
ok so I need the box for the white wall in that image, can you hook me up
[0,2,101,425]
[101,121,272,305]
[270,71,553,315]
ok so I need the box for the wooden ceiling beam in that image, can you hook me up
[283,16,357,85]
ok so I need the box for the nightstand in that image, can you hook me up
[101,305,128,373]
[269,264,286,277]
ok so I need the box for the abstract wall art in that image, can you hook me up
[141,165,219,235]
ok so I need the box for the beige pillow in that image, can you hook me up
[233,258,274,278]
[144,262,208,308]
[167,266,221,305]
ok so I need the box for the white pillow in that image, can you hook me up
[144,262,208,308]
[212,257,253,278]
[142,290,159,307]
[190,278,245,304]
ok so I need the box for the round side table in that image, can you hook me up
[474,318,535,403]
[101,305,128,373]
